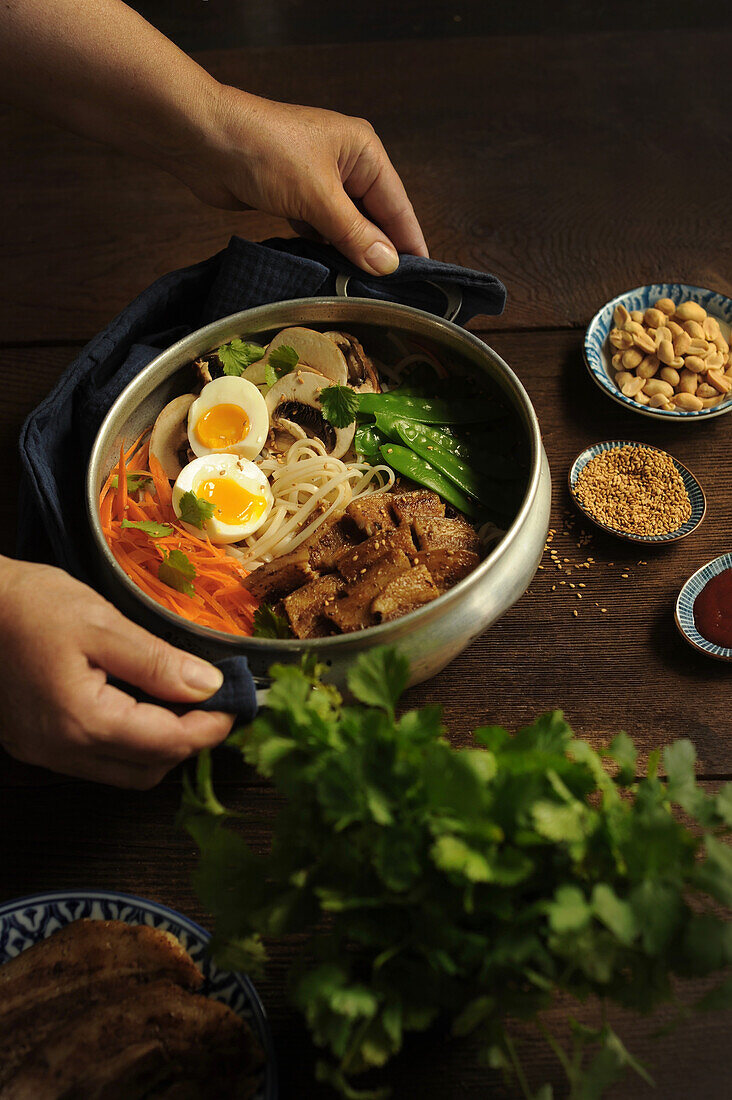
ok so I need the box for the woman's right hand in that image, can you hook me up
[0,558,234,788]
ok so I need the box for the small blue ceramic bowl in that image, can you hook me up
[584,283,732,422]
[0,889,278,1099]
[675,553,732,662]
[568,440,706,544]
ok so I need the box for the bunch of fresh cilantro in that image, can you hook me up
[180,648,732,1099]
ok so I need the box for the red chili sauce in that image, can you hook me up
[693,568,732,648]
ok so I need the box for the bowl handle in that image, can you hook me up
[334,272,463,324]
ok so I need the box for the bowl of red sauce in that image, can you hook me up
[675,553,732,661]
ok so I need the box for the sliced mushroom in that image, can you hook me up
[193,358,212,387]
[266,372,355,459]
[264,327,348,385]
[324,331,381,393]
[149,393,196,481]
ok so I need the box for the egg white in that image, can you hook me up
[188,375,269,460]
[172,453,273,544]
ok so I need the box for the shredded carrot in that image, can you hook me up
[99,434,260,636]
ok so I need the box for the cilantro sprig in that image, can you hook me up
[181,648,732,1099]
[120,519,173,538]
[216,338,266,377]
[111,473,153,493]
[319,384,360,427]
[158,548,196,597]
[252,603,292,639]
[264,344,299,389]
[178,490,215,530]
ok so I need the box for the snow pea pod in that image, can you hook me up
[354,423,386,463]
[379,444,477,517]
[358,392,501,424]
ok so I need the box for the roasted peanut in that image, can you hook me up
[654,297,676,316]
[683,319,705,340]
[672,391,704,410]
[678,369,698,394]
[634,390,650,406]
[704,316,721,340]
[713,335,729,355]
[622,348,643,370]
[695,382,718,399]
[658,339,676,366]
[613,303,631,327]
[686,339,709,357]
[621,376,646,398]
[706,369,732,394]
[684,355,707,373]
[609,327,633,350]
[615,371,635,390]
[701,396,723,408]
[673,331,691,356]
[675,301,707,323]
[648,393,670,408]
[659,366,680,386]
[630,309,644,323]
[611,352,625,370]
[643,307,664,329]
[656,325,674,344]
[644,378,674,398]
[705,352,724,371]
[667,320,685,338]
[637,355,660,379]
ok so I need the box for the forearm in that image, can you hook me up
[0,0,225,174]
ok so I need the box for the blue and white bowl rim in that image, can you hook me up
[0,887,278,1099]
[584,282,732,420]
[675,553,732,660]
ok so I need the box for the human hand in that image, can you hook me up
[177,88,429,276]
[0,559,234,788]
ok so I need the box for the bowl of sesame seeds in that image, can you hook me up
[568,441,706,544]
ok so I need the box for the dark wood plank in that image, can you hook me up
[1,332,729,780]
[129,0,732,50]
[1,780,729,1098]
[2,31,731,341]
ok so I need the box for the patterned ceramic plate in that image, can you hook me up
[584,283,732,422]
[0,889,278,1099]
[568,440,706,544]
[675,553,732,662]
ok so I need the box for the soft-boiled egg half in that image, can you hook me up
[187,376,269,461]
[172,453,273,545]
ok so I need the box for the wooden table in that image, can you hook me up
[1,27,731,1099]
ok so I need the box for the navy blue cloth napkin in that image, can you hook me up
[17,236,505,718]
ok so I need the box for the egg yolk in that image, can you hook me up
[195,404,250,450]
[196,477,267,526]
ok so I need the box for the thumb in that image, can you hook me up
[88,611,224,704]
[307,183,400,276]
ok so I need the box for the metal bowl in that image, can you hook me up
[87,298,551,687]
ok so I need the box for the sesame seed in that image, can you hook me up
[601,607,607,613]
[572,609,578,617]
[621,573,629,578]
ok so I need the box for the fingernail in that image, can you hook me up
[364,241,399,276]
[183,659,224,696]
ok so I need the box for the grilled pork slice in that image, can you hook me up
[390,488,445,524]
[303,515,361,572]
[1,979,263,1100]
[324,548,411,633]
[335,522,417,583]
[412,515,481,555]
[242,547,314,601]
[345,494,396,536]
[372,565,440,623]
[0,921,203,1087]
[413,548,480,591]
[283,574,345,638]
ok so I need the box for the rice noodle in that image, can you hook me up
[227,437,395,569]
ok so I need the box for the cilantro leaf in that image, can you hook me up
[120,519,173,537]
[178,489,215,530]
[346,646,409,715]
[216,338,266,376]
[158,548,196,597]
[320,384,360,428]
[111,473,153,493]
[264,344,299,388]
[252,603,292,639]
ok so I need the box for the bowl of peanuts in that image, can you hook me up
[584,283,732,420]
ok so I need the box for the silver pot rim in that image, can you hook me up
[86,296,544,650]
